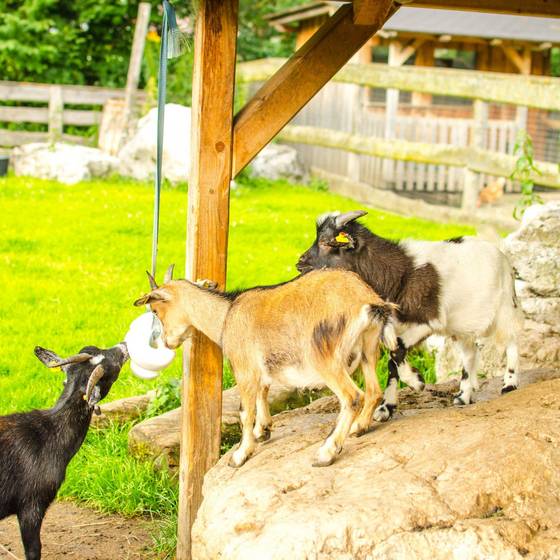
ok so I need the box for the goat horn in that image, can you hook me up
[164,264,175,284]
[84,364,104,404]
[47,353,93,368]
[334,210,368,229]
[146,271,158,290]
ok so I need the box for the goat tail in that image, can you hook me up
[369,302,399,351]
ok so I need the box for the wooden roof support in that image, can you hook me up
[390,37,427,66]
[232,0,397,176]
[178,0,238,558]
[502,45,532,75]
[398,0,560,18]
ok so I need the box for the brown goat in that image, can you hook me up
[135,269,396,467]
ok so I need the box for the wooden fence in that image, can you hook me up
[0,81,146,147]
[237,59,560,206]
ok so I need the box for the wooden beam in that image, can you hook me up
[399,0,560,18]
[47,86,63,144]
[391,38,426,66]
[502,46,532,75]
[237,58,560,111]
[232,1,396,176]
[353,0,387,25]
[277,124,560,188]
[178,0,238,559]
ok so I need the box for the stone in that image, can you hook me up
[90,391,155,428]
[117,104,191,183]
[128,383,326,469]
[248,143,308,183]
[192,369,560,560]
[11,143,119,184]
[520,297,560,328]
[505,241,560,297]
[503,202,560,297]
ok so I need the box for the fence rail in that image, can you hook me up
[0,80,146,147]
[238,58,560,203]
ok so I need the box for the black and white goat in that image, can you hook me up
[0,343,128,560]
[296,210,522,421]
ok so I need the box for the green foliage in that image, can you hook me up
[1,175,474,557]
[145,378,182,418]
[510,130,543,220]
[0,0,162,86]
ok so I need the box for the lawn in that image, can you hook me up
[0,174,475,556]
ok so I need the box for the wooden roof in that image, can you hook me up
[267,0,560,29]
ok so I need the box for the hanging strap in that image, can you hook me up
[151,0,184,278]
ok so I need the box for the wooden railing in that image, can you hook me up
[0,81,146,147]
[237,58,560,202]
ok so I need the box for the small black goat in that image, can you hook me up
[0,343,128,560]
[297,210,521,419]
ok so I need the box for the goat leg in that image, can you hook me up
[17,506,45,560]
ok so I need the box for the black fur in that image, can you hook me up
[0,344,128,560]
[296,215,440,324]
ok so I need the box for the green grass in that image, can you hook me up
[0,174,475,557]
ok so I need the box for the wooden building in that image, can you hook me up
[265,2,560,195]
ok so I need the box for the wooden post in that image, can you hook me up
[121,2,151,146]
[383,40,401,185]
[177,1,238,559]
[48,86,63,144]
[462,98,488,211]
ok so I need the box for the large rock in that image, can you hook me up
[503,201,560,297]
[12,143,119,184]
[117,104,191,183]
[249,143,308,182]
[91,391,155,428]
[128,383,325,470]
[192,369,560,560]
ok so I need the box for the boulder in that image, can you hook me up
[90,391,155,428]
[11,143,119,184]
[117,104,191,183]
[192,369,560,560]
[503,202,560,297]
[249,143,308,183]
[128,383,326,470]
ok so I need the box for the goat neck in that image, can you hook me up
[176,281,232,346]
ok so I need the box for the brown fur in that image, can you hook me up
[136,269,396,467]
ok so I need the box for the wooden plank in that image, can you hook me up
[232,1,396,175]
[277,124,560,187]
[178,0,238,559]
[0,106,49,123]
[401,0,560,18]
[63,109,101,126]
[122,2,151,141]
[237,58,560,111]
[48,86,63,143]
[0,130,48,145]
[0,129,93,146]
[0,80,146,105]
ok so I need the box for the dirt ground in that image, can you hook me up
[0,501,153,560]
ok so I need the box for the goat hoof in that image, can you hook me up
[453,392,470,406]
[373,403,394,423]
[501,384,517,394]
[256,427,271,443]
[413,368,426,391]
[312,457,335,468]
[228,449,248,468]
[350,425,371,438]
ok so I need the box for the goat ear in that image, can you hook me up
[133,289,170,307]
[163,264,175,284]
[196,278,218,290]
[34,346,63,367]
[334,210,367,229]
